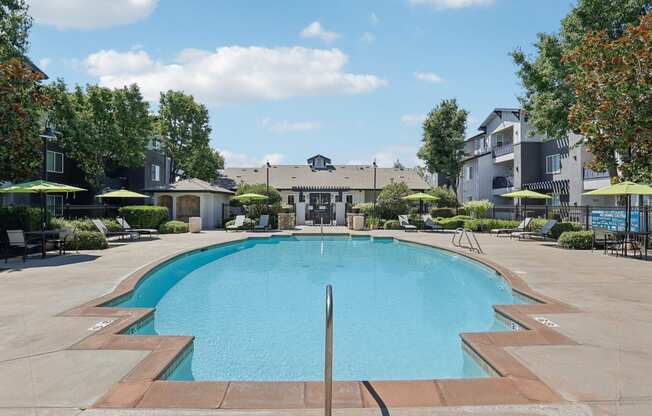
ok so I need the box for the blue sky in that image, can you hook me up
[27,0,573,167]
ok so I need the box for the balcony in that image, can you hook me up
[583,168,610,179]
[583,168,611,191]
[492,176,514,194]
[492,143,513,157]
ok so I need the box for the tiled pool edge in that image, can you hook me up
[61,232,579,409]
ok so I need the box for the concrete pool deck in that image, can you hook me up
[0,228,650,415]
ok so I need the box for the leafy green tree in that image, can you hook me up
[158,90,223,182]
[417,99,467,192]
[512,0,651,139]
[427,186,458,208]
[565,12,652,182]
[464,200,493,224]
[0,0,31,60]
[377,181,411,219]
[45,81,152,189]
[234,183,282,220]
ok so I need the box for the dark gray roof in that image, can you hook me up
[147,178,234,194]
[220,165,430,191]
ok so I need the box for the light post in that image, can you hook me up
[372,160,377,210]
[39,119,56,229]
[266,161,271,194]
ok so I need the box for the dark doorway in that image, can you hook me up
[308,193,332,225]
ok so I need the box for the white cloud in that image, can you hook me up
[370,13,380,25]
[27,0,158,29]
[349,145,421,168]
[360,32,376,44]
[261,118,321,134]
[84,47,387,105]
[408,0,494,10]
[37,58,51,69]
[220,149,285,167]
[401,113,426,126]
[414,71,445,84]
[300,21,340,44]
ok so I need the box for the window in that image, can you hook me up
[346,195,353,204]
[287,195,295,205]
[335,193,342,202]
[464,166,473,181]
[545,154,561,174]
[46,151,63,173]
[151,164,160,181]
[47,195,63,216]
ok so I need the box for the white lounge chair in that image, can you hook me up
[422,215,443,232]
[226,215,246,231]
[491,217,532,236]
[254,215,269,232]
[398,215,417,232]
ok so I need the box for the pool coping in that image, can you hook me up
[61,233,579,409]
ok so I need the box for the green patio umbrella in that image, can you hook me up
[583,181,652,233]
[232,193,269,202]
[96,189,150,199]
[402,192,438,214]
[501,189,552,220]
[0,180,86,231]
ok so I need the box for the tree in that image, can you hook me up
[376,181,411,219]
[427,186,458,208]
[0,58,49,182]
[234,183,282,220]
[158,90,223,182]
[45,81,152,189]
[512,0,651,139]
[0,0,31,60]
[417,99,467,192]
[565,12,652,182]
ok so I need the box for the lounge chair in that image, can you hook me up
[253,215,269,232]
[226,215,246,231]
[92,219,132,240]
[512,220,557,240]
[491,217,532,237]
[5,230,43,262]
[422,215,443,232]
[117,217,158,239]
[398,215,417,232]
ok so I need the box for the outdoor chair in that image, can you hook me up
[512,220,558,240]
[398,215,417,232]
[490,217,532,237]
[592,228,619,254]
[226,215,246,232]
[117,217,158,239]
[5,230,43,262]
[422,215,443,232]
[253,215,269,232]
[91,219,132,240]
[50,226,78,255]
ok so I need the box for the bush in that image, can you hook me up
[430,207,456,218]
[435,215,472,230]
[353,203,379,218]
[464,219,520,232]
[159,220,189,234]
[118,206,169,229]
[377,182,411,219]
[530,219,583,239]
[428,186,459,207]
[558,231,593,249]
[464,200,493,219]
[0,206,45,236]
[367,216,385,229]
[50,217,121,232]
[408,213,425,230]
[65,231,108,250]
[383,219,401,230]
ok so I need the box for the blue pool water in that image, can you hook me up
[116,236,515,381]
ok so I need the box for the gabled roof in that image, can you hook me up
[307,154,331,164]
[220,165,430,191]
[465,131,485,142]
[146,178,234,194]
[479,108,521,130]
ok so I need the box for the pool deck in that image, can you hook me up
[0,228,650,416]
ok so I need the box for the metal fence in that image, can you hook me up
[485,204,651,233]
[62,204,119,219]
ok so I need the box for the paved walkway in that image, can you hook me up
[0,228,649,416]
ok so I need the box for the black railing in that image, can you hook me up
[63,204,119,219]
[492,143,513,157]
[492,176,514,189]
[583,169,610,179]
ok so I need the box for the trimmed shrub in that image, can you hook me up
[464,200,493,219]
[464,219,520,232]
[118,206,169,229]
[530,219,583,239]
[52,218,122,233]
[383,219,401,230]
[65,231,108,250]
[435,215,472,230]
[428,186,459,208]
[557,231,593,249]
[159,220,189,234]
[430,207,456,218]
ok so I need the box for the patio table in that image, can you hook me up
[613,231,649,260]
[25,229,63,258]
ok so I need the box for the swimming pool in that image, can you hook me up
[116,235,515,381]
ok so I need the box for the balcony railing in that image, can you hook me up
[583,168,610,179]
[492,176,514,189]
[492,143,513,158]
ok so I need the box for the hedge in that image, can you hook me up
[383,219,401,230]
[530,219,583,239]
[557,231,593,249]
[159,220,189,234]
[430,207,456,218]
[50,217,122,233]
[118,206,169,229]
[464,219,520,232]
[0,206,45,235]
[65,231,108,250]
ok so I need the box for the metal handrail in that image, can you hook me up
[324,285,333,416]
[452,228,483,254]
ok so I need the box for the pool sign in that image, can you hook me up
[591,209,640,232]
